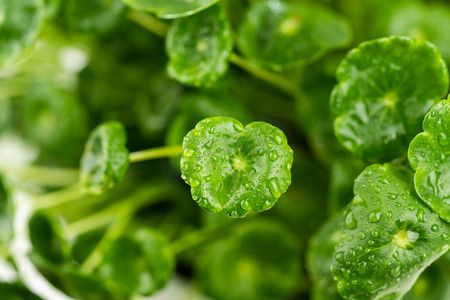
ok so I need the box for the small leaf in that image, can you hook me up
[180,117,293,218]
[331,36,449,161]
[196,221,301,300]
[122,0,219,19]
[166,5,233,87]
[99,228,175,296]
[0,0,44,66]
[331,164,450,300]
[408,100,450,223]
[307,211,345,300]
[238,0,352,70]
[80,121,130,195]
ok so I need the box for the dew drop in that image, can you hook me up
[345,211,358,230]
[369,210,382,223]
[416,209,425,222]
[273,134,283,145]
[269,150,279,161]
[371,231,379,238]
[359,232,366,240]
[340,268,351,280]
[181,163,189,171]
[358,262,367,275]
[335,251,345,263]
[439,132,449,146]
[368,255,376,262]
[193,164,203,172]
[431,224,439,232]
[268,177,281,198]
[190,178,200,187]
[390,266,401,277]
[387,192,398,200]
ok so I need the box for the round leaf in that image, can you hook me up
[80,121,130,195]
[99,228,175,296]
[196,221,301,300]
[180,117,293,218]
[331,36,449,161]
[166,5,232,87]
[238,0,352,70]
[331,164,450,300]
[0,0,44,66]
[408,100,450,223]
[122,0,219,19]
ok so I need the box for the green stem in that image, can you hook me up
[170,225,230,255]
[129,145,183,163]
[79,184,173,273]
[228,53,300,98]
[127,10,168,38]
[127,11,300,99]
[33,184,83,210]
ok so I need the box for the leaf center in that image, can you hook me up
[393,229,419,250]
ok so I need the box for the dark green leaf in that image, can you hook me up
[80,121,130,195]
[166,5,232,87]
[331,164,450,300]
[123,0,219,19]
[331,36,449,161]
[180,117,293,217]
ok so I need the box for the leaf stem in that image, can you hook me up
[129,145,183,163]
[33,184,83,210]
[126,11,300,98]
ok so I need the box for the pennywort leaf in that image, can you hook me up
[99,228,175,296]
[238,0,352,71]
[180,117,293,218]
[331,164,450,300]
[0,0,44,66]
[408,100,450,223]
[122,0,219,19]
[80,121,130,195]
[331,36,449,161]
[196,221,301,300]
[166,5,232,87]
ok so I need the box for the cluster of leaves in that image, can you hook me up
[0,0,449,300]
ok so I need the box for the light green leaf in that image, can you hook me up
[166,5,232,87]
[408,100,450,223]
[122,0,219,19]
[99,228,175,296]
[196,221,301,300]
[331,36,449,161]
[80,121,130,195]
[331,164,450,300]
[238,0,352,70]
[0,0,44,66]
[180,117,293,218]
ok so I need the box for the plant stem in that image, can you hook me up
[126,11,300,98]
[127,10,168,38]
[228,53,300,98]
[33,184,83,210]
[129,145,183,163]
[170,225,230,255]
[79,184,173,273]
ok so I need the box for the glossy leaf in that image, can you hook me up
[307,211,345,300]
[331,164,450,300]
[64,0,124,34]
[166,5,232,87]
[99,228,175,296]
[122,0,219,19]
[408,100,450,223]
[238,0,352,70]
[180,117,293,218]
[196,221,301,300]
[0,0,44,66]
[80,121,130,195]
[331,36,449,161]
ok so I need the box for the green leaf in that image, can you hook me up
[238,0,352,70]
[408,100,450,223]
[331,164,450,300]
[166,5,233,87]
[0,0,44,66]
[307,211,345,300]
[99,228,175,296]
[331,36,449,161]
[196,221,301,300]
[0,283,41,300]
[122,0,219,19]
[180,117,293,218]
[80,121,130,195]
[64,0,124,34]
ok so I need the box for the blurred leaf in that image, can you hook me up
[80,121,130,195]
[122,0,219,19]
[98,227,175,296]
[331,36,449,161]
[0,283,41,300]
[181,117,293,217]
[196,220,301,300]
[166,5,233,87]
[238,0,352,70]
